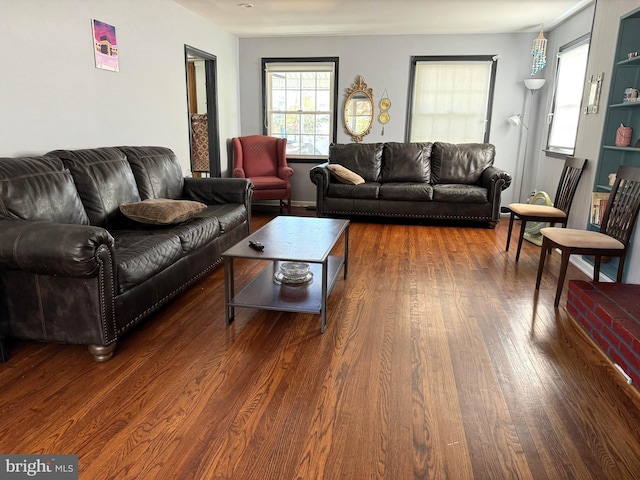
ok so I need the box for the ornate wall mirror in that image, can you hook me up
[344,76,374,142]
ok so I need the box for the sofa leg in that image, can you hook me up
[0,335,7,362]
[88,343,116,362]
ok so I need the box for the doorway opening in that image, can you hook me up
[185,45,221,178]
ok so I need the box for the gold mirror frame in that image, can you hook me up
[344,76,374,142]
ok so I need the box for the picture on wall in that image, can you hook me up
[92,19,119,72]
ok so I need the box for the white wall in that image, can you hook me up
[0,0,241,176]
[239,33,535,205]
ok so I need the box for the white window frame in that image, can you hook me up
[406,55,497,143]
[262,58,338,161]
[546,34,590,156]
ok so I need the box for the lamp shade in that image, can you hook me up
[508,114,522,126]
[524,78,546,90]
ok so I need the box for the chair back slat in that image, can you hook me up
[553,157,587,214]
[601,165,640,245]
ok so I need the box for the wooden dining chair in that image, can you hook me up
[535,165,640,306]
[506,156,587,261]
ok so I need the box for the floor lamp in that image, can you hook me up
[508,78,546,203]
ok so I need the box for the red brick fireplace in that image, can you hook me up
[567,280,640,391]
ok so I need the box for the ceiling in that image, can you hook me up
[173,0,594,38]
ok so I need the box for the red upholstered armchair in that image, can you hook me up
[232,135,294,214]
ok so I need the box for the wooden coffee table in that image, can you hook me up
[222,216,349,333]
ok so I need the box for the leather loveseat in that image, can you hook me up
[310,142,511,227]
[0,146,252,361]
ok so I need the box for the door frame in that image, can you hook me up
[184,45,221,177]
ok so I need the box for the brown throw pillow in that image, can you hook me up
[120,198,207,225]
[327,164,365,185]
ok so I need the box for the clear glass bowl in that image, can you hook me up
[279,262,310,280]
[274,262,313,284]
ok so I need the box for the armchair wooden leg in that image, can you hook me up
[506,212,515,252]
[555,249,571,307]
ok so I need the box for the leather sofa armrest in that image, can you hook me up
[480,166,512,192]
[309,162,331,193]
[0,220,114,276]
[183,177,254,206]
[309,162,331,216]
[480,166,512,222]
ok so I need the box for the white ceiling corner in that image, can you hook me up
[172,0,595,38]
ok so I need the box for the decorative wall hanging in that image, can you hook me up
[530,28,547,75]
[378,89,391,135]
[190,113,209,172]
[584,73,603,114]
[92,19,119,72]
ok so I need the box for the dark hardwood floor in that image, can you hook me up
[1,208,639,479]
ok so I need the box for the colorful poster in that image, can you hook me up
[92,19,119,72]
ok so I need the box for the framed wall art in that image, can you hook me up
[92,19,119,72]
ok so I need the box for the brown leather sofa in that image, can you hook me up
[310,142,511,227]
[0,146,252,361]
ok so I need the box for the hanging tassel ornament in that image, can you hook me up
[530,29,547,75]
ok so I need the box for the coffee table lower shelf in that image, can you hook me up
[225,256,345,332]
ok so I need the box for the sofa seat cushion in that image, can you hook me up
[0,156,90,225]
[327,182,380,200]
[381,142,432,183]
[432,184,488,204]
[168,217,221,253]
[250,175,287,189]
[329,143,383,182]
[379,182,433,201]
[120,198,207,225]
[113,231,183,293]
[198,204,247,233]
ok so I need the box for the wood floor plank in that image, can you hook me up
[1,210,639,479]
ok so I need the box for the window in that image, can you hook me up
[407,56,497,143]
[546,35,590,155]
[262,58,338,160]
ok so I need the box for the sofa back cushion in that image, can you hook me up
[329,143,383,182]
[381,142,432,183]
[0,155,90,224]
[431,142,495,185]
[50,147,141,228]
[118,146,184,200]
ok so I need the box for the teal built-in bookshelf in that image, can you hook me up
[585,7,640,280]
